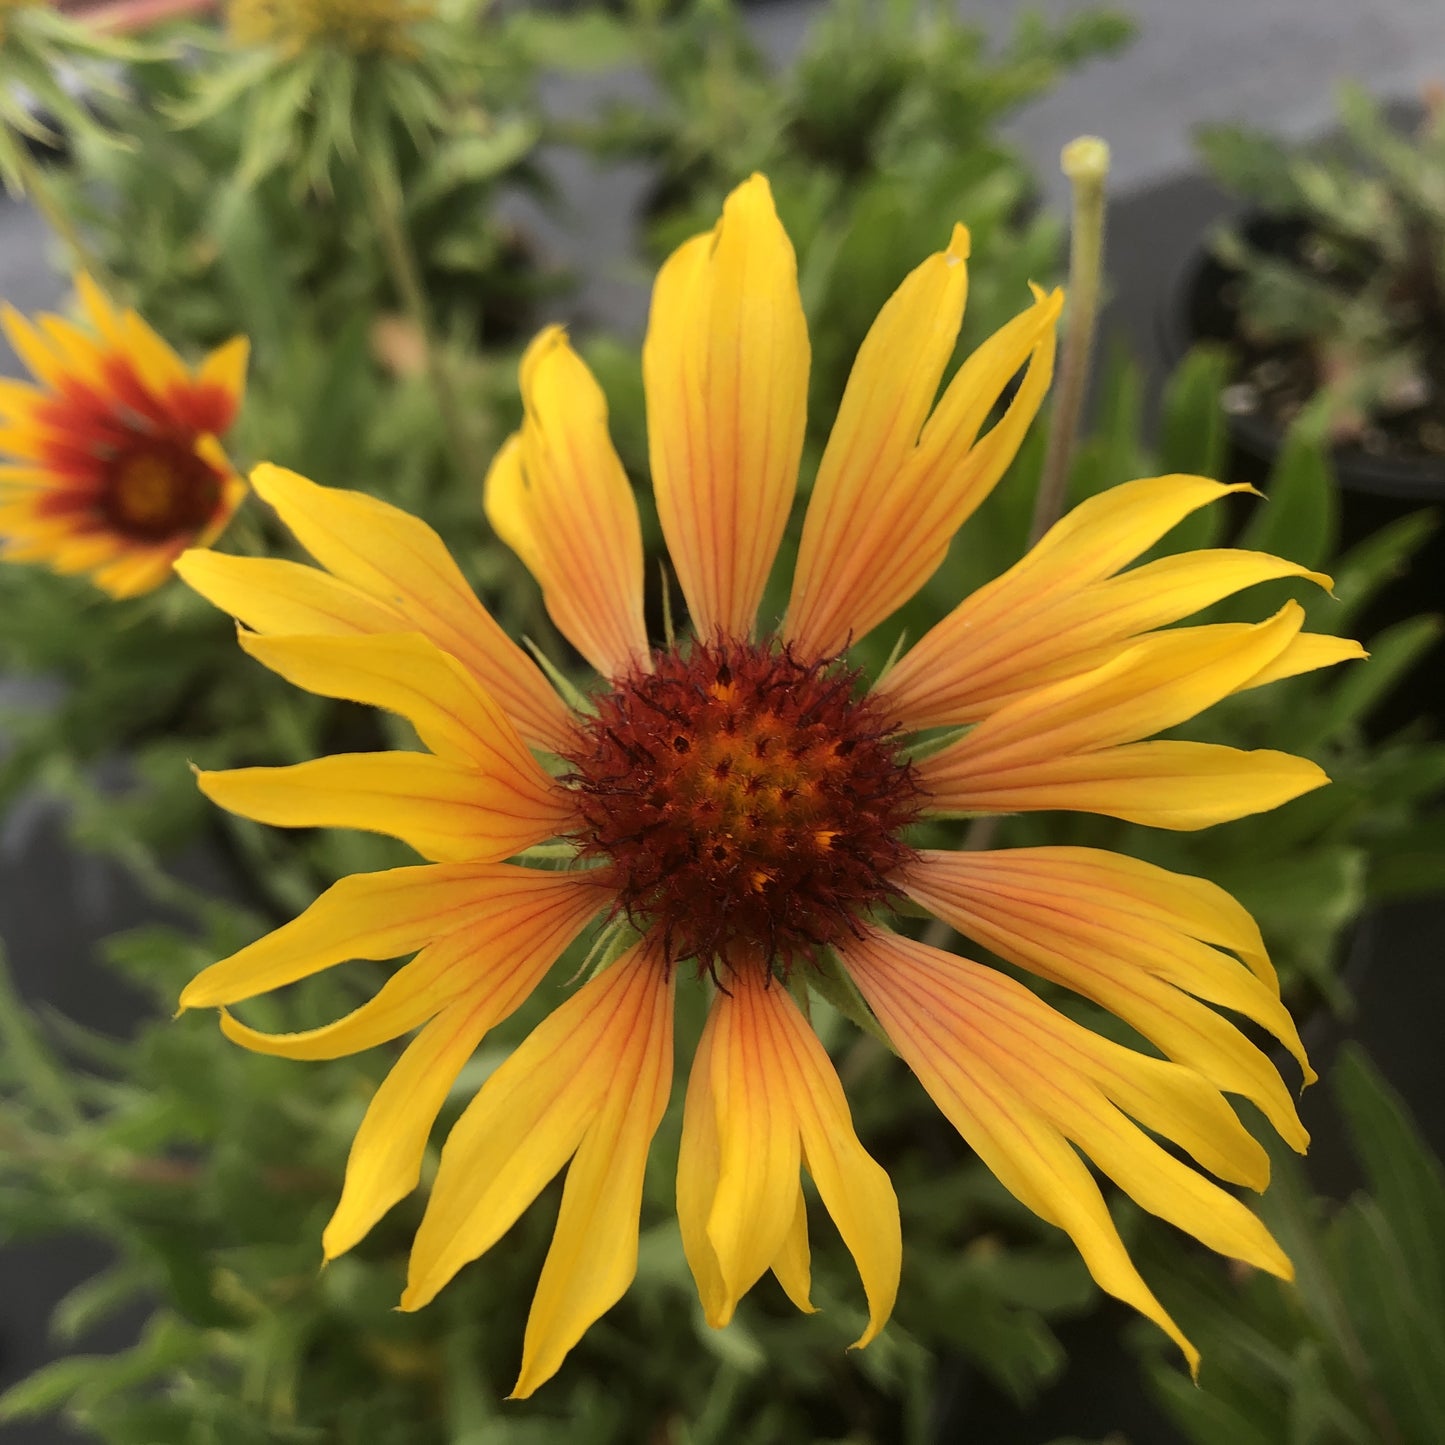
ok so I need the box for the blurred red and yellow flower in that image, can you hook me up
[0,277,247,597]
[177,175,1361,1396]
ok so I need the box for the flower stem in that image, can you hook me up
[357,144,479,492]
[10,137,115,292]
[1029,136,1111,547]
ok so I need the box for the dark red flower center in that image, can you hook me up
[101,441,222,542]
[562,639,923,976]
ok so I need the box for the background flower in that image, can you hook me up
[0,276,247,596]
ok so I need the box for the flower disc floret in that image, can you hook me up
[100,442,225,542]
[562,639,924,972]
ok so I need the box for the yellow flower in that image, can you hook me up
[229,0,433,55]
[176,175,1362,1396]
[0,277,248,598]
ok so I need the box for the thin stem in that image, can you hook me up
[1029,136,1111,547]
[10,138,115,291]
[356,142,480,492]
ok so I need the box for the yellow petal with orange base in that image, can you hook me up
[843,926,1293,1378]
[513,949,675,1397]
[322,1001,500,1260]
[880,541,1333,729]
[785,224,970,653]
[643,174,809,640]
[234,634,569,833]
[700,967,803,1318]
[788,284,1061,660]
[843,928,1203,1375]
[316,882,610,1260]
[179,862,557,1009]
[485,328,648,678]
[678,964,899,1346]
[197,751,567,864]
[918,606,1331,827]
[399,943,675,1401]
[944,604,1303,768]
[901,852,1310,1147]
[922,736,1327,831]
[248,464,570,751]
[219,868,607,1061]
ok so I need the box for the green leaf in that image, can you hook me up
[808,951,896,1053]
[51,1262,151,1344]
[1324,509,1436,634]
[1239,421,1339,570]
[1196,122,1306,211]
[1159,343,1231,481]
[0,1356,100,1423]
[1294,615,1441,748]
[1332,1046,1445,1326]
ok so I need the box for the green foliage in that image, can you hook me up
[0,1,152,195]
[1198,86,1445,452]
[1131,1047,1445,1445]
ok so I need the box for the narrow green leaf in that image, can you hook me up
[1240,423,1339,570]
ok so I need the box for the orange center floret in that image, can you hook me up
[563,640,923,975]
[102,442,222,542]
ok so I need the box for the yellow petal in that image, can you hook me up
[643,174,809,639]
[176,550,407,636]
[179,862,542,1010]
[921,737,1328,831]
[323,999,496,1259]
[703,967,804,1323]
[881,546,1332,730]
[786,224,970,656]
[402,942,671,1313]
[902,854,1308,1147]
[197,751,566,864]
[842,927,1200,1375]
[880,475,1252,728]
[120,308,190,401]
[770,1186,814,1316]
[249,463,570,751]
[486,328,648,678]
[676,1000,728,1324]
[221,867,605,1061]
[1,305,70,392]
[768,981,900,1346]
[1235,631,1369,692]
[680,966,896,1342]
[199,335,250,404]
[789,283,1061,661]
[943,604,1304,768]
[91,547,176,599]
[513,951,675,1397]
[234,634,569,838]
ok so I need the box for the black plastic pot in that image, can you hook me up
[1163,211,1445,733]
[1165,212,1445,500]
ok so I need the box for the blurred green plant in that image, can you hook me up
[586,0,1134,434]
[1130,1045,1445,1445]
[1198,84,1445,461]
